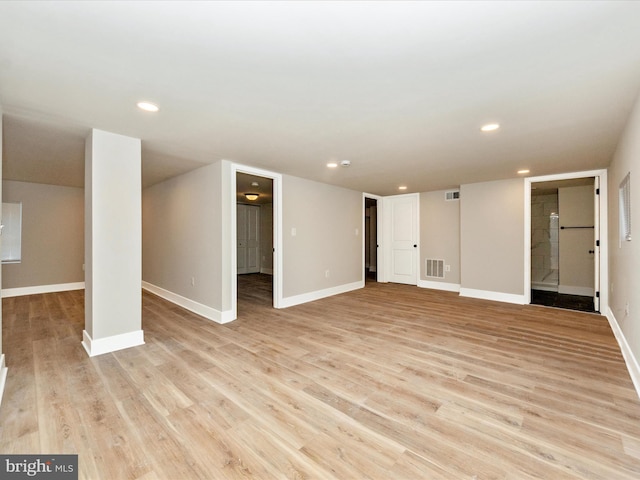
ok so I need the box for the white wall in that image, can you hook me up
[282,174,362,299]
[419,190,460,289]
[460,178,525,302]
[142,161,224,318]
[608,92,640,383]
[2,181,84,290]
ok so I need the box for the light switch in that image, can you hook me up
[291,227,297,237]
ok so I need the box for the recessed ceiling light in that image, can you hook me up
[481,123,500,132]
[517,169,530,174]
[340,160,351,167]
[398,186,408,191]
[327,162,338,168]
[137,101,159,112]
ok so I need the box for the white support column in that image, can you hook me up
[0,107,8,405]
[82,129,143,357]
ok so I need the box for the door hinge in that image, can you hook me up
[596,188,600,195]
[596,240,600,247]
[596,291,600,298]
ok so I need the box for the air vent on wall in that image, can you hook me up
[445,190,460,201]
[425,259,445,278]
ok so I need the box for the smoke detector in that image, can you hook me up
[340,160,351,167]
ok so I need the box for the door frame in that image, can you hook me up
[363,193,384,282]
[524,169,607,312]
[230,163,283,319]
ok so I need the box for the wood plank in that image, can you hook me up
[1,279,640,479]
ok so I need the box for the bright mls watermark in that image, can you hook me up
[0,455,77,479]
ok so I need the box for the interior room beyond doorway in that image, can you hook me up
[236,172,274,309]
[530,177,597,313]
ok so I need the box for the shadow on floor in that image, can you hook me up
[531,289,597,314]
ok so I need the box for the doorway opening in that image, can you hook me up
[236,172,273,310]
[528,175,600,313]
[364,197,378,283]
[231,164,282,321]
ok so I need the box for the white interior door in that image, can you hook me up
[237,204,261,274]
[387,194,418,285]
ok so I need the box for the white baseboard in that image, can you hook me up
[459,287,526,305]
[260,268,273,275]
[279,280,364,309]
[606,308,640,399]
[82,329,144,357]
[559,285,594,297]
[418,280,460,293]
[1,282,85,298]
[0,354,7,407]
[142,281,233,324]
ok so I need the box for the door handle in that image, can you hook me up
[588,250,595,254]
[414,244,417,248]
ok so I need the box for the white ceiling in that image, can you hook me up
[1,1,640,194]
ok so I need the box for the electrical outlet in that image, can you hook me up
[625,302,630,316]
[325,269,330,278]
[445,265,451,272]
[191,277,195,287]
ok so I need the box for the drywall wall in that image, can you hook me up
[282,174,362,298]
[558,184,595,296]
[419,190,460,287]
[460,178,525,300]
[2,180,84,289]
[142,161,224,314]
[608,91,640,370]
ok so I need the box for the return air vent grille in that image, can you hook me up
[425,259,445,278]
[445,190,460,201]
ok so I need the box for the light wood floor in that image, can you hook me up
[2,275,640,479]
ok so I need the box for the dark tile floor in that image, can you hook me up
[531,289,597,313]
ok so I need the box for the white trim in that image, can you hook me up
[418,280,461,293]
[82,329,144,357]
[142,281,233,324]
[1,282,85,298]
[525,169,608,312]
[524,179,532,303]
[558,285,595,297]
[460,287,526,305]
[260,268,273,275]
[0,354,7,407]
[279,281,363,309]
[606,307,640,399]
